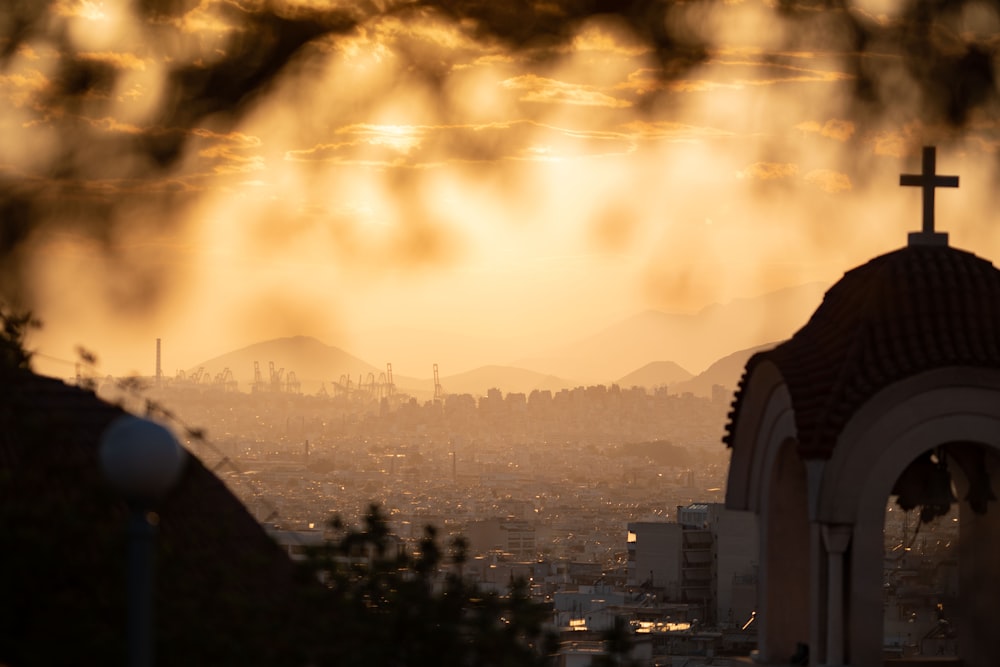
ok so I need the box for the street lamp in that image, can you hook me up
[99,415,186,667]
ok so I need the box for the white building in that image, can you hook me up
[626,504,757,627]
[627,520,682,596]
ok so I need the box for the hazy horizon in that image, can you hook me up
[31,278,827,383]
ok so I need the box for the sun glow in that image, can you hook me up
[5,2,994,381]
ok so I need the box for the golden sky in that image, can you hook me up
[4,0,1000,379]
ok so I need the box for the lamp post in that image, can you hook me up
[99,415,186,667]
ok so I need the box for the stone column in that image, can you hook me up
[805,460,827,667]
[821,524,852,667]
[809,522,826,667]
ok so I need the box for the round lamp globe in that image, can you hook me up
[99,415,186,502]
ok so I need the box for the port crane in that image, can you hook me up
[433,363,444,401]
[213,367,238,392]
[252,361,265,393]
[268,361,285,392]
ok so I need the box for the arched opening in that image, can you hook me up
[882,442,1000,666]
[758,437,810,664]
[728,368,1000,664]
[811,373,1000,665]
[883,447,961,661]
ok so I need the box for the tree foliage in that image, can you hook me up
[297,504,557,667]
[590,616,643,667]
[0,304,38,372]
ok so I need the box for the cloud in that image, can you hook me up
[501,74,633,108]
[7,0,1000,352]
[570,21,650,57]
[284,117,732,173]
[193,129,266,174]
[623,53,854,96]
[804,169,852,193]
[796,119,856,142]
[0,70,49,107]
[52,0,109,20]
[623,120,733,141]
[78,51,147,71]
[286,120,636,167]
[736,162,850,193]
[693,57,853,88]
[284,123,438,166]
[737,162,800,181]
[870,124,924,157]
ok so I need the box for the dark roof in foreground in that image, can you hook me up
[724,244,1000,458]
[0,368,314,666]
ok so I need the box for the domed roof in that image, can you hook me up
[724,243,1000,458]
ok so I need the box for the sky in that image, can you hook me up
[3,0,1000,380]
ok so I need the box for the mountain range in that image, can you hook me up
[188,282,827,398]
[511,282,827,381]
[191,336,385,392]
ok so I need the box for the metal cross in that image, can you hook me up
[900,146,958,246]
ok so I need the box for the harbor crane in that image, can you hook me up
[268,361,285,392]
[286,371,301,394]
[252,361,265,393]
[433,363,444,401]
[213,367,238,392]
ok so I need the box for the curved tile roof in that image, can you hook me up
[723,244,1000,458]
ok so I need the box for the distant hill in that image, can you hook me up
[185,335,781,400]
[513,282,827,382]
[617,361,693,389]
[670,342,778,397]
[184,282,820,398]
[190,336,382,392]
[345,326,536,386]
[439,365,577,396]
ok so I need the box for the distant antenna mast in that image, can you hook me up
[156,338,162,387]
[386,362,394,397]
[433,363,443,401]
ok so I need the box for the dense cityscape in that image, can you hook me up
[100,376,731,553]
[91,371,960,665]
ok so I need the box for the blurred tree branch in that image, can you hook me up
[297,503,558,667]
[0,304,39,372]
